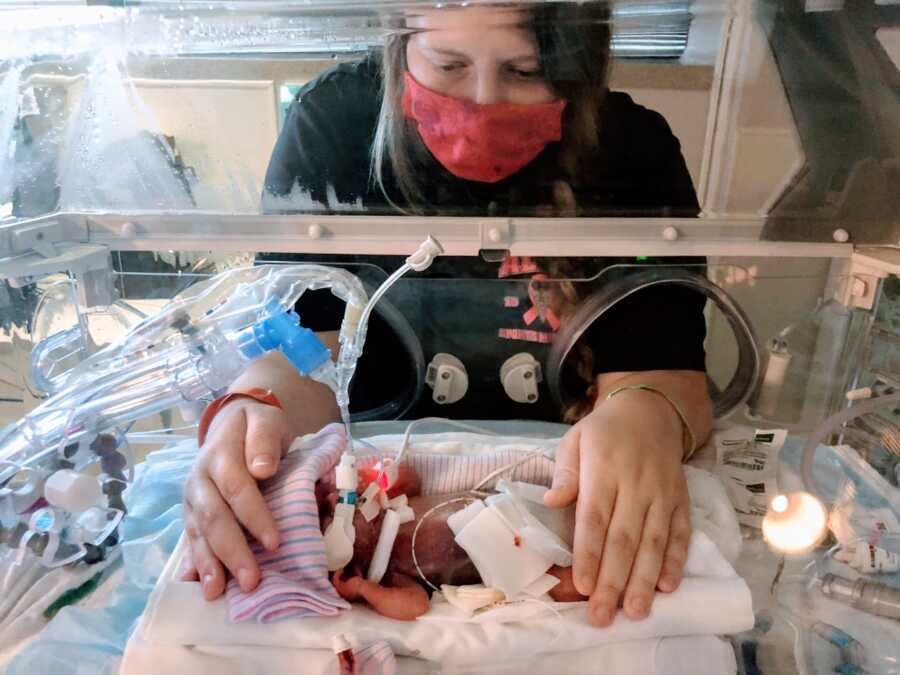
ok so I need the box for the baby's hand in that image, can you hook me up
[332,569,364,601]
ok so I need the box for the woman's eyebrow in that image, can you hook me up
[422,45,539,65]
[421,45,471,60]
[504,54,541,65]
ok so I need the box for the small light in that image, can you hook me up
[771,494,789,513]
[762,491,828,555]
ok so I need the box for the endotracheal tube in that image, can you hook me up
[0,237,443,571]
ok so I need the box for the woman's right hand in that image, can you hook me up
[180,399,293,600]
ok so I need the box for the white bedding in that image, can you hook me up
[121,431,754,675]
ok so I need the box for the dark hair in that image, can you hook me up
[370,2,612,212]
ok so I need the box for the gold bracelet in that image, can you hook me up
[605,384,697,460]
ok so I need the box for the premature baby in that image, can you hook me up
[316,463,585,621]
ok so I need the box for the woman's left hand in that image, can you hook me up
[543,388,692,627]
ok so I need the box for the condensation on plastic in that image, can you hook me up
[56,52,197,213]
[0,264,368,481]
[0,66,21,206]
[0,2,896,242]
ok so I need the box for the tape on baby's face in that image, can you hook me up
[357,462,420,500]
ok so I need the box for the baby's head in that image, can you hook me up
[314,460,422,520]
[315,461,422,575]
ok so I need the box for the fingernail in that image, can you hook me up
[262,533,278,551]
[630,596,647,615]
[238,567,254,590]
[551,477,570,491]
[252,456,275,471]
[594,605,614,625]
[202,573,214,588]
[577,574,594,594]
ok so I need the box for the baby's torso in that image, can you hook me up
[349,494,481,588]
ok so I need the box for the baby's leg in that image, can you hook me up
[548,566,588,602]
[332,569,429,621]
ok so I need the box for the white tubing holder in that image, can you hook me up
[405,236,444,272]
[367,508,401,583]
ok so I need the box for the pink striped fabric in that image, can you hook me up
[354,639,397,675]
[226,423,351,623]
[356,448,556,496]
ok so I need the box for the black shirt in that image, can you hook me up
[260,54,707,422]
[264,55,700,217]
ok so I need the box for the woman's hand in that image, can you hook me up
[180,399,292,600]
[543,388,692,627]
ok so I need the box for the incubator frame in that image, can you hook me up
[1,212,855,263]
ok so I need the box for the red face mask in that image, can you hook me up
[402,72,567,183]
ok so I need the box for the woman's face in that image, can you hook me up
[405,7,556,105]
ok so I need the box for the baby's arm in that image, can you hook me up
[332,569,429,621]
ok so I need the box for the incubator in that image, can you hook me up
[0,0,899,673]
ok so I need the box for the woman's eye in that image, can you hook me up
[508,67,542,79]
[437,62,465,73]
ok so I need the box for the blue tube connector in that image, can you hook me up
[236,301,331,376]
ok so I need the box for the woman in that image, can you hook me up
[263,4,698,217]
[182,3,713,630]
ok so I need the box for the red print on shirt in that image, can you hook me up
[498,258,561,344]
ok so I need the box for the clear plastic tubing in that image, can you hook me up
[800,392,900,503]
[334,262,413,448]
[0,244,441,483]
[0,265,371,481]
